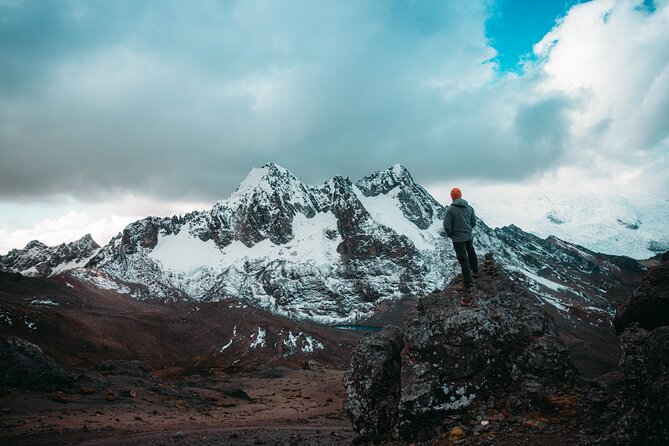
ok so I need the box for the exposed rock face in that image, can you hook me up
[355,164,444,229]
[0,336,74,390]
[611,324,669,445]
[586,252,669,445]
[78,163,454,321]
[614,250,669,333]
[343,326,404,442]
[344,256,578,442]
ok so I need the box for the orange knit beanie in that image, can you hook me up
[450,187,462,200]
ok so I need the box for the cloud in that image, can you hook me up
[533,0,669,163]
[0,193,211,254]
[0,0,667,248]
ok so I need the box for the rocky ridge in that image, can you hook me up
[0,234,99,278]
[344,253,669,445]
[344,255,578,442]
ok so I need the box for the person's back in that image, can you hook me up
[444,198,476,243]
[443,188,479,297]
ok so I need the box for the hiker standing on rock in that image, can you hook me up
[443,187,479,292]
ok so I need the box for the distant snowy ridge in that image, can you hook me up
[471,191,669,259]
[0,234,100,278]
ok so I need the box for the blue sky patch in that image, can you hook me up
[486,0,587,72]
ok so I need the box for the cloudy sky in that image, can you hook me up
[1,0,668,253]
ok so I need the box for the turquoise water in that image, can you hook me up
[334,325,383,332]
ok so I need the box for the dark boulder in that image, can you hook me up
[614,251,669,333]
[589,252,669,445]
[0,336,74,390]
[343,325,404,442]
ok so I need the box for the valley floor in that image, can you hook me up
[0,368,355,446]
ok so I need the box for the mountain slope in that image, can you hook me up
[0,271,359,371]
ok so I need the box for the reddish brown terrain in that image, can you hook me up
[1,368,355,445]
[0,272,363,445]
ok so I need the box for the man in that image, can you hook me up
[443,187,479,295]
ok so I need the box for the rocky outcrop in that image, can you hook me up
[615,324,669,443]
[582,252,669,445]
[344,255,578,442]
[343,326,404,442]
[0,336,74,390]
[614,251,669,333]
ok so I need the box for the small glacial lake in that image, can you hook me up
[334,325,383,332]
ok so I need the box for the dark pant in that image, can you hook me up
[453,239,479,286]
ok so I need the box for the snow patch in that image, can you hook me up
[354,186,437,250]
[70,269,131,294]
[0,311,13,326]
[301,334,325,353]
[249,327,266,349]
[49,248,101,277]
[30,298,59,306]
[281,330,325,355]
[149,225,223,273]
[220,211,341,265]
[219,325,237,352]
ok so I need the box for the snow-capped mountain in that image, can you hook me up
[78,164,452,323]
[0,234,100,278]
[0,164,645,329]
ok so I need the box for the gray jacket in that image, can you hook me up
[443,198,476,242]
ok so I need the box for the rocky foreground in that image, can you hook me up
[344,253,669,445]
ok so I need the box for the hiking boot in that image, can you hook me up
[459,296,474,306]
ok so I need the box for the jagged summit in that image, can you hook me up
[18,234,98,253]
[24,240,48,250]
[356,164,415,196]
[0,234,100,278]
[229,163,297,198]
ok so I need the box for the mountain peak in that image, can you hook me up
[24,240,48,250]
[231,163,300,197]
[390,163,410,177]
[73,233,100,250]
[355,164,417,197]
